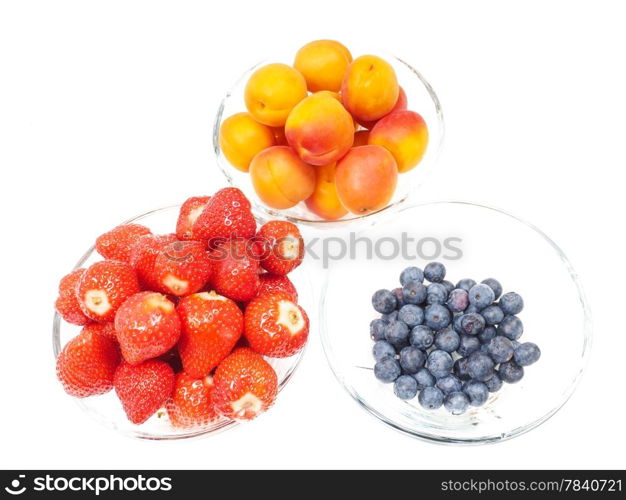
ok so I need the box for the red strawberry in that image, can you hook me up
[55,268,90,325]
[244,292,309,357]
[114,360,175,425]
[177,291,243,378]
[56,327,120,397]
[76,260,140,322]
[152,240,213,297]
[211,239,260,302]
[167,372,217,428]
[129,233,178,289]
[192,187,256,244]
[114,292,181,364]
[213,348,278,420]
[82,322,117,341]
[95,224,152,262]
[257,274,298,302]
[257,221,304,275]
[176,196,211,240]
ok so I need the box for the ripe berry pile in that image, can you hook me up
[55,187,309,427]
[370,262,541,415]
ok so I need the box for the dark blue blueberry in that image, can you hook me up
[446,289,469,313]
[457,334,481,357]
[485,373,503,392]
[425,304,451,330]
[370,318,387,340]
[498,360,524,383]
[400,266,424,286]
[478,325,497,344]
[463,380,489,407]
[466,351,495,381]
[499,315,524,340]
[481,305,504,325]
[384,320,409,345]
[372,340,397,362]
[398,304,424,327]
[444,391,470,415]
[426,283,448,305]
[372,289,397,314]
[487,336,514,363]
[399,345,426,374]
[427,349,453,378]
[468,283,495,310]
[413,367,436,389]
[453,357,471,380]
[481,278,503,300]
[434,328,460,352]
[514,342,541,366]
[436,374,462,395]
[382,310,398,323]
[394,375,418,400]
[374,357,401,383]
[459,312,486,335]
[442,280,455,295]
[410,325,434,350]
[499,292,524,315]
[418,386,444,410]
[464,304,480,314]
[402,280,427,305]
[453,313,465,334]
[424,261,446,283]
[456,278,477,293]
[391,287,405,308]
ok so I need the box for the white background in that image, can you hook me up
[1,0,625,469]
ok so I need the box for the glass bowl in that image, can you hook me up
[52,205,314,440]
[212,50,444,229]
[320,201,592,444]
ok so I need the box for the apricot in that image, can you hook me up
[285,93,354,166]
[219,113,276,172]
[335,145,398,214]
[368,110,429,173]
[341,55,399,122]
[244,63,308,127]
[249,146,316,209]
[357,86,408,129]
[294,40,352,93]
[305,163,348,220]
[352,130,370,147]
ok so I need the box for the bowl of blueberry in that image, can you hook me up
[320,201,591,444]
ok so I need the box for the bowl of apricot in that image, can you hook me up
[213,40,444,228]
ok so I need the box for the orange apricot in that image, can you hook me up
[294,40,352,92]
[305,162,348,220]
[219,113,276,172]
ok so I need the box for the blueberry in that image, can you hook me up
[426,283,448,305]
[452,314,465,334]
[499,292,524,315]
[514,342,541,366]
[466,351,495,381]
[487,336,515,363]
[399,346,426,374]
[372,341,397,362]
[410,325,434,350]
[398,304,424,327]
[372,289,397,314]
[499,315,524,340]
[402,280,428,305]
[446,289,469,313]
[370,318,387,340]
[436,374,462,395]
[457,334,481,357]
[463,380,489,407]
[391,287,405,308]
[459,312,485,335]
[382,310,399,323]
[400,266,424,286]
[434,328,460,352]
[425,304,451,330]
[374,357,401,383]
[456,278,477,293]
[453,357,471,380]
[384,320,409,345]
[465,304,480,314]
[418,386,444,410]
[498,360,524,383]
[394,375,418,400]
[481,278,503,300]
[485,373,503,393]
[481,305,504,325]
[427,349,453,378]
[444,391,470,415]
[413,367,436,389]
[478,325,497,344]
[442,280,455,295]
[424,261,446,283]
[468,283,495,310]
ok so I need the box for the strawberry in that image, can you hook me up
[152,240,213,297]
[213,348,278,420]
[167,372,217,428]
[114,360,175,425]
[176,196,211,240]
[56,326,120,397]
[76,260,140,323]
[211,239,260,302]
[257,273,298,302]
[192,187,256,244]
[95,224,152,263]
[129,233,178,289]
[257,221,304,275]
[82,322,117,341]
[55,268,91,325]
[177,291,243,378]
[244,292,309,357]
[114,292,181,364]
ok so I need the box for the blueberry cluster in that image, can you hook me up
[370,262,541,415]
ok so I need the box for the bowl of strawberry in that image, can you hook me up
[53,188,313,439]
